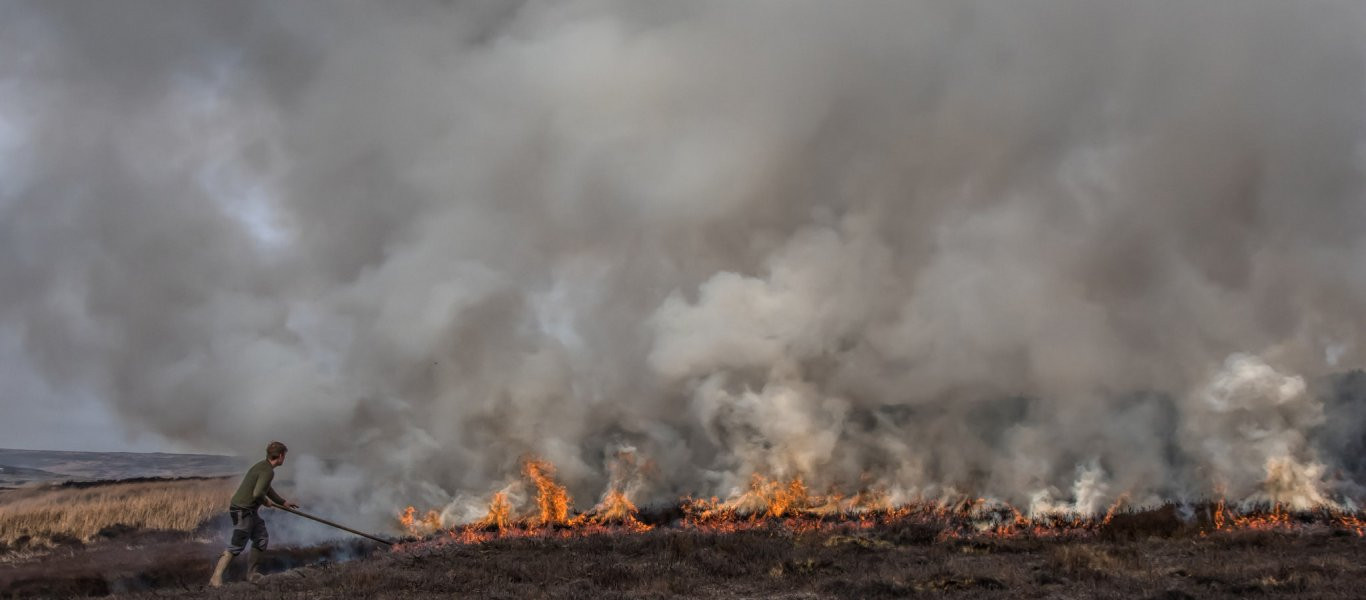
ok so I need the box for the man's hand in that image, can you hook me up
[283,500,300,509]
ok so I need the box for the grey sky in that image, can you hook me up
[0,325,174,452]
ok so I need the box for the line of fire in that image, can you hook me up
[393,456,1366,551]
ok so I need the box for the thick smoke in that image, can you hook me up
[3,1,1366,528]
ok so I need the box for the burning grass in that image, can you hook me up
[394,458,1366,552]
[2,466,1365,598]
[358,459,1366,598]
[0,478,232,552]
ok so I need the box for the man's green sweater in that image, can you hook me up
[230,460,286,508]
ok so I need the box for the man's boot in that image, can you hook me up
[208,551,233,588]
[246,548,263,582]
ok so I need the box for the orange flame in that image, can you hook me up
[582,488,651,532]
[477,491,512,532]
[1101,493,1130,526]
[524,457,573,527]
[395,461,1366,548]
[1335,512,1366,537]
[399,505,442,536]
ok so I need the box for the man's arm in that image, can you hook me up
[263,472,298,508]
[251,469,275,505]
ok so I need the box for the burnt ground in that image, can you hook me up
[3,519,1365,599]
[0,527,378,598]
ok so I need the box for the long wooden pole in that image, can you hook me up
[275,505,394,546]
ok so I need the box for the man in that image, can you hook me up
[209,441,300,587]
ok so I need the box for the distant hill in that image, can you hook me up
[0,449,244,486]
[0,464,66,487]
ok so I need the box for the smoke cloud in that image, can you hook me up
[4,1,1366,527]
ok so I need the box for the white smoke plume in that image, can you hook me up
[3,1,1366,530]
[1182,354,1329,509]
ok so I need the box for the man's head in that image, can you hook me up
[266,441,288,466]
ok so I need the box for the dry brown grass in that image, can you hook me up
[0,478,232,549]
